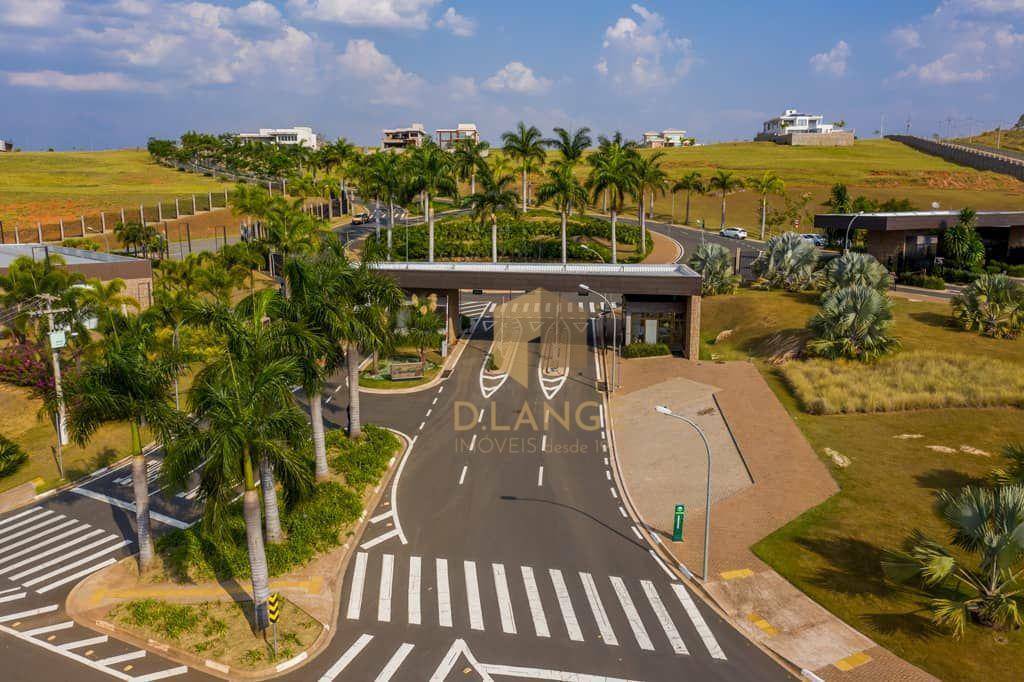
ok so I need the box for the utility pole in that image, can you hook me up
[42,295,70,447]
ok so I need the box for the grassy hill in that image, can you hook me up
[953,128,1024,155]
[0,149,231,228]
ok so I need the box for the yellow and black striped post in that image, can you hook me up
[268,593,281,658]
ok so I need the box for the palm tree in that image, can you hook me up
[672,171,704,226]
[535,162,588,264]
[65,312,182,570]
[545,127,592,164]
[747,171,785,240]
[365,152,404,259]
[882,485,1024,637]
[823,252,891,292]
[632,150,668,252]
[452,138,490,196]
[688,243,739,295]
[464,164,519,263]
[586,137,636,264]
[264,197,320,297]
[752,232,820,291]
[501,122,546,213]
[404,295,444,362]
[708,170,745,229]
[991,444,1024,486]
[408,142,457,262]
[321,137,358,214]
[952,273,1024,338]
[942,207,986,270]
[163,297,311,629]
[807,285,900,360]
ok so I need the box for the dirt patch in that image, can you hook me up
[751,329,810,364]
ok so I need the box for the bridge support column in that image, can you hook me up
[445,288,460,348]
[684,295,701,361]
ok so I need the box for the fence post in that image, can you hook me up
[174,197,180,219]
[100,212,106,234]
[121,207,126,225]
[192,194,197,214]
[59,218,65,240]
[11,222,17,244]
[282,178,287,196]
[139,204,145,225]
[735,248,742,275]
[208,192,213,211]
[185,223,192,254]
[224,189,228,206]
[80,215,86,236]
[0,221,5,244]
[158,202,163,222]
[37,223,42,242]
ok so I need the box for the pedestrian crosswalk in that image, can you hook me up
[344,552,727,660]
[0,507,133,595]
[113,460,161,487]
[494,300,618,315]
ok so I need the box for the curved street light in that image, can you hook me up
[843,210,864,255]
[655,404,713,581]
[579,283,617,391]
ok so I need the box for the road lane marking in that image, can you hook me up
[95,650,146,666]
[459,466,468,485]
[480,664,636,681]
[0,520,85,565]
[36,558,117,593]
[548,569,583,641]
[378,553,394,622]
[375,643,414,681]
[71,488,189,528]
[649,549,677,581]
[610,576,653,650]
[605,471,611,481]
[672,583,727,659]
[346,552,367,619]
[521,566,550,638]
[18,539,132,584]
[437,558,452,627]
[541,435,547,451]
[370,510,393,524]
[21,621,74,637]
[408,556,421,625]
[418,421,425,431]
[59,635,108,650]
[319,633,373,681]
[580,572,617,645]
[438,385,444,394]
[432,397,438,405]
[387,432,414,546]
[492,563,517,634]
[0,604,58,623]
[0,507,42,529]
[631,526,643,540]
[464,560,484,630]
[599,404,606,429]
[641,580,688,654]
[360,528,400,549]
[618,506,627,518]
[610,487,618,498]
[537,466,544,487]
[426,409,432,417]
[0,587,21,595]
[0,511,62,543]
[0,592,26,604]
[468,434,477,451]
[477,409,485,424]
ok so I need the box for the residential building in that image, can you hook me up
[641,129,694,148]
[0,139,13,152]
[382,123,429,150]
[814,210,1024,270]
[756,109,853,146]
[0,245,154,307]
[237,126,320,149]
[435,123,479,149]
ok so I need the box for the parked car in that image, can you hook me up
[351,211,370,225]
[720,227,747,240]
[801,233,826,247]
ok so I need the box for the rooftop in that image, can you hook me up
[371,261,699,278]
[0,244,140,268]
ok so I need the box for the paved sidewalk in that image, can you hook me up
[643,229,684,264]
[610,356,936,681]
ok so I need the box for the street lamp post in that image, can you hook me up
[579,284,617,391]
[655,405,712,581]
[843,211,864,255]
[578,243,605,263]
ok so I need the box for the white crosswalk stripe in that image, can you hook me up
[114,460,161,486]
[0,511,63,544]
[21,540,132,587]
[0,507,42,529]
[36,557,117,593]
[0,526,103,574]
[8,535,126,581]
[339,553,727,659]
[375,643,414,682]
[319,634,373,681]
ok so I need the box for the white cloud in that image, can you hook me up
[6,69,153,92]
[895,53,989,84]
[446,75,477,99]
[889,26,921,50]
[810,40,851,77]
[236,0,282,26]
[482,61,552,95]
[0,0,63,27]
[337,38,424,104]
[596,4,695,90]
[434,6,474,36]
[289,0,440,28]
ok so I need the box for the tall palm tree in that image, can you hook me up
[501,122,546,213]
[586,137,636,264]
[409,142,457,262]
[65,312,182,570]
[708,170,745,229]
[163,297,311,629]
[545,127,592,164]
[748,171,786,240]
[365,152,404,259]
[535,162,588,264]
[672,171,705,226]
[264,197,320,297]
[321,137,358,214]
[464,165,519,263]
[452,138,490,196]
[631,150,668,252]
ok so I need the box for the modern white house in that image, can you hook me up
[756,109,853,146]
[382,123,429,150]
[642,129,694,148]
[237,126,320,149]
[435,123,479,149]
[0,139,13,152]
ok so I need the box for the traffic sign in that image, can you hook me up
[48,330,66,349]
[268,593,281,623]
[672,504,685,542]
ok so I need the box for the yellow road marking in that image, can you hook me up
[746,612,778,636]
[834,651,872,671]
[720,568,754,580]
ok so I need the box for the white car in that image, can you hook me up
[720,227,747,240]
[801,233,826,247]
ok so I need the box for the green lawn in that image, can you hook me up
[954,129,1024,155]
[699,288,1024,682]
[0,149,230,227]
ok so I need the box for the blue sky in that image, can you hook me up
[1,0,1023,150]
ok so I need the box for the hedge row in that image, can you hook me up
[622,342,672,358]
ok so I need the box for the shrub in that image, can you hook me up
[823,252,890,292]
[0,435,28,478]
[622,342,671,358]
[940,268,982,284]
[899,272,946,290]
[751,232,820,291]
[116,600,201,641]
[688,243,739,296]
[327,424,400,493]
[952,273,1024,338]
[807,285,899,360]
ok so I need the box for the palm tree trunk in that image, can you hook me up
[639,192,647,253]
[720,193,727,229]
[491,218,498,263]
[310,387,328,481]
[470,170,476,195]
[611,210,618,264]
[760,195,767,241]
[685,191,692,226]
[560,210,567,264]
[260,455,283,543]
[521,168,528,213]
[130,420,154,571]
[242,449,270,631]
[347,343,361,438]
[387,200,394,261]
[428,193,435,263]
